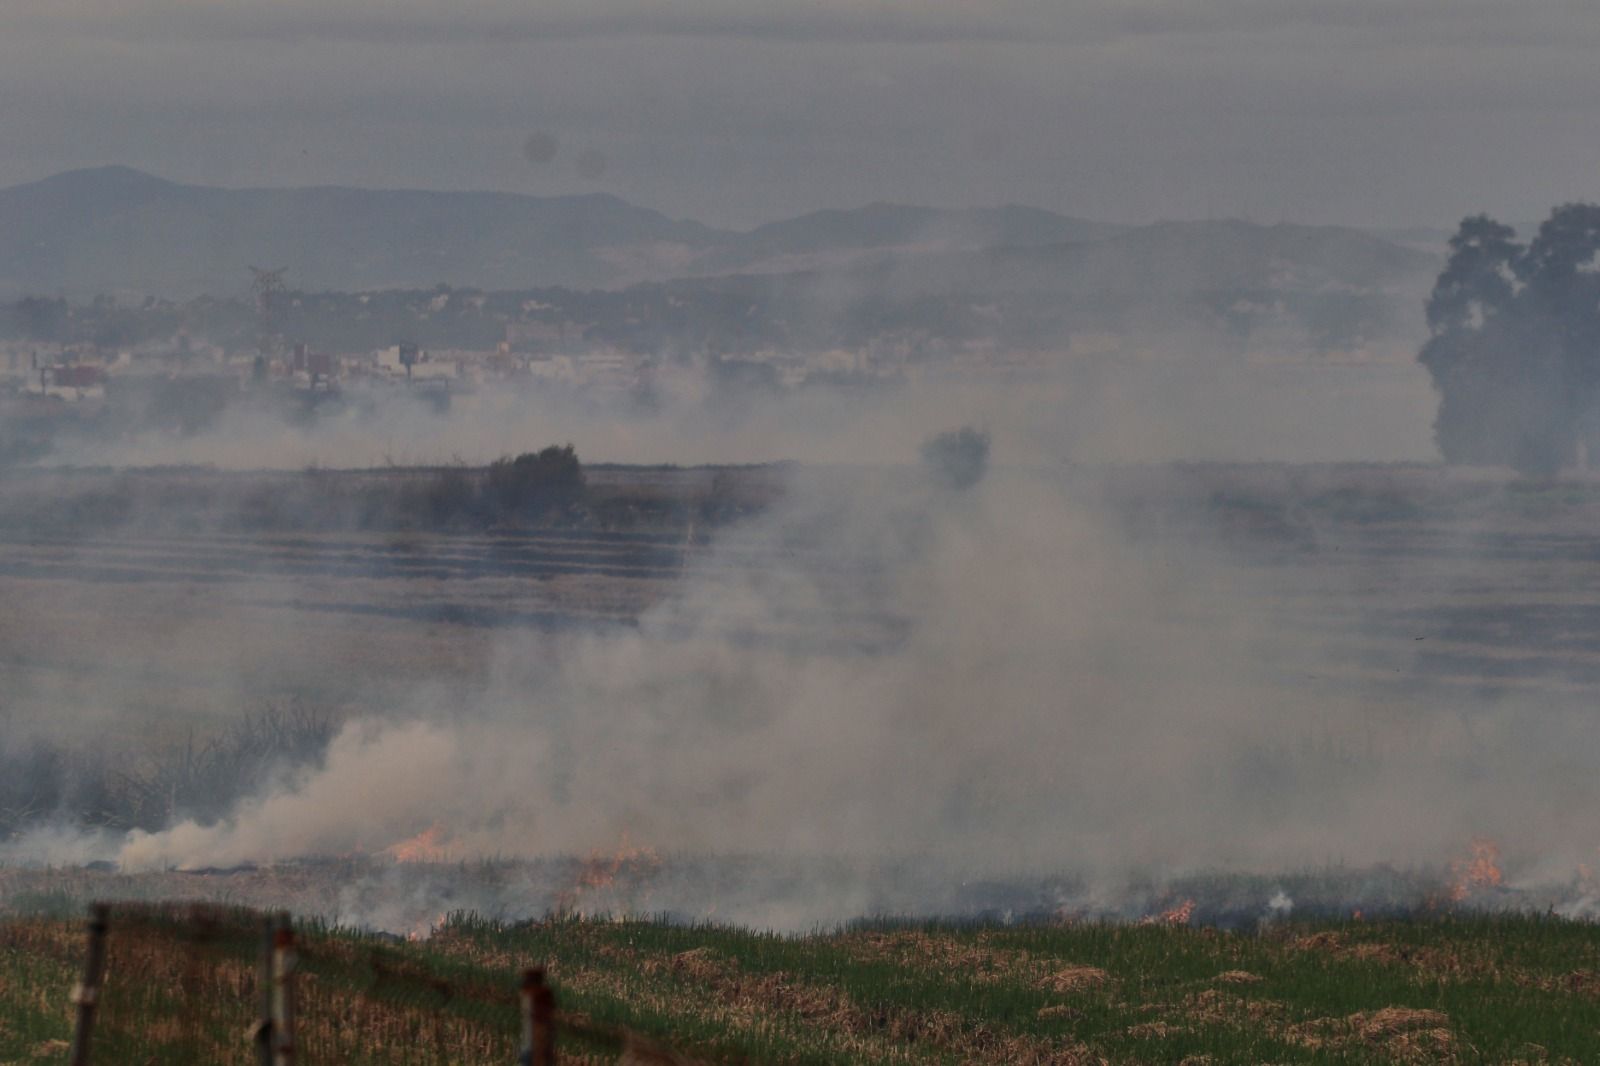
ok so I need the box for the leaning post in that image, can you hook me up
[67,903,111,1066]
[271,913,298,1066]
[253,917,276,1066]
[519,967,557,1066]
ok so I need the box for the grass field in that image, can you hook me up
[4,905,1600,1063]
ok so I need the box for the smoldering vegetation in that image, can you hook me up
[0,852,1576,936]
[9,439,1600,932]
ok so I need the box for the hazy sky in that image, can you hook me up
[2,1,1598,228]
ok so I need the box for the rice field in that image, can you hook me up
[3,905,1600,1063]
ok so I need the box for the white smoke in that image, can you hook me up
[40,347,1437,472]
[108,451,1589,898]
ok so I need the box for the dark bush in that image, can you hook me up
[921,427,991,490]
[484,444,585,523]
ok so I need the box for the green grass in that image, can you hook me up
[4,907,1600,1063]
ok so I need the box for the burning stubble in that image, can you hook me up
[72,457,1600,929]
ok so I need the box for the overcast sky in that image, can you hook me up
[2,0,1597,229]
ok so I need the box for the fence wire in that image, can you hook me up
[44,903,698,1066]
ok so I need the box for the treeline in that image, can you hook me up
[1421,204,1600,474]
[389,445,587,529]
[0,446,589,536]
[0,451,781,537]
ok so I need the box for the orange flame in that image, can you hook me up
[1161,899,1197,925]
[403,911,451,942]
[384,822,454,863]
[1448,837,1503,902]
[555,833,663,913]
[1141,898,1196,926]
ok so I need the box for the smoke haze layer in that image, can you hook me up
[38,351,1437,471]
[93,457,1600,908]
[7,332,1599,930]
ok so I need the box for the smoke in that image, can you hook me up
[35,343,1436,472]
[121,720,459,866]
[12,319,1600,932]
[92,449,1600,914]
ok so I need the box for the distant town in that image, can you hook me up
[0,275,1083,465]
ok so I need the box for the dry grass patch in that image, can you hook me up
[1286,1005,1456,1062]
[1039,965,1112,995]
[646,944,1095,1064]
[1286,929,1492,983]
[1181,987,1286,1027]
[1035,1004,1079,1021]
[844,930,1045,985]
[1212,969,1262,985]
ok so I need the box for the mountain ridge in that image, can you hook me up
[0,166,1435,301]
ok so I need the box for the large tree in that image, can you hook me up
[1420,205,1600,474]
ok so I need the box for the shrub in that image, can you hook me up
[484,445,585,523]
[921,427,990,490]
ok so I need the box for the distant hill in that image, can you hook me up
[0,168,1125,298]
[0,168,1438,329]
[0,166,726,297]
[0,210,1441,359]
[999,218,1436,297]
[772,218,1436,337]
[620,220,1441,356]
[696,203,1126,273]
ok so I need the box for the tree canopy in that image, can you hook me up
[921,427,991,490]
[1420,204,1600,474]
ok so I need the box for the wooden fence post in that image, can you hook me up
[67,903,110,1066]
[519,967,556,1066]
[271,913,298,1066]
[253,917,276,1066]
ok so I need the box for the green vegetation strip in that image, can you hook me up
[4,908,1600,1063]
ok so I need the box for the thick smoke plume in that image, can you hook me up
[90,453,1600,923]
[4,321,1589,932]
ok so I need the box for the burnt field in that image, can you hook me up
[6,459,1600,934]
